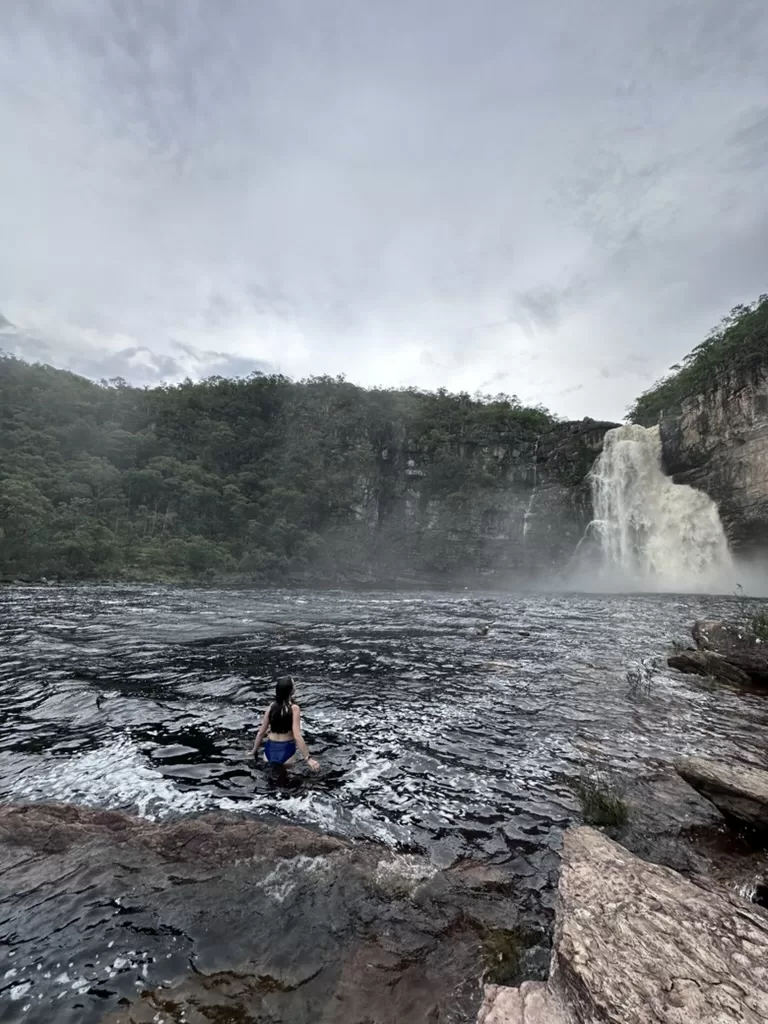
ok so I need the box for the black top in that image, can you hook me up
[268,700,293,733]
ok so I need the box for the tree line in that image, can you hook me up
[0,354,553,582]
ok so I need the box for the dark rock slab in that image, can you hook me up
[691,620,768,683]
[668,649,751,685]
[0,803,544,1024]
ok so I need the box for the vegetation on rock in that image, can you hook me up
[576,771,629,829]
[628,294,768,426]
[752,609,768,643]
[481,926,540,987]
[0,353,554,583]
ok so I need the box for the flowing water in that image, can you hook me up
[2,583,768,1019]
[582,424,735,592]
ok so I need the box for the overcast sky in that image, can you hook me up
[1,0,767,420]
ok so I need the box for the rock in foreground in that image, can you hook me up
[477,981,565,1023]
[0,803,548,1024]
[676,755,768,830]
[485,826,768,1023]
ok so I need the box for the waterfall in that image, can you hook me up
[581,424,734,592]
[522,438,540,541]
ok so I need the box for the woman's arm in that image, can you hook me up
[292,704,319,770]
[249,710,270,757]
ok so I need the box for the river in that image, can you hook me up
[1,584,767,1020]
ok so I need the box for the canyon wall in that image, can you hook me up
[660,371,768,559]
[328,418,616,585]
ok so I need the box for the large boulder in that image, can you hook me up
[482,826,768,1023]
[675,756,768,830]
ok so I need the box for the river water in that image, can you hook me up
[2,584,768,1019]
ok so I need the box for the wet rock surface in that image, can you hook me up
[0,803,549,1024]
[692,619,768,683]
[490,826,768,1024]
[667,648,751,685]
[667,618,768,686]
[676,755,768,831]
[588,769,768,894]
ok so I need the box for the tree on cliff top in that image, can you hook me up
[628,294,768,426]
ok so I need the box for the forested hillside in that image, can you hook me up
[628,294,768,425]
[0,354,554,582]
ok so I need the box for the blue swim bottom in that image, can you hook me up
[264,738,297,764]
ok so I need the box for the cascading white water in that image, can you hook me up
[586,424,734,591]
[522,438,540,541]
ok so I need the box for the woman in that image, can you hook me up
[250,675,319,770]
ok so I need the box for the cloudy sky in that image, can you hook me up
[1,0,767,420]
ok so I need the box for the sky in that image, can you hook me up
[1,0,767,421]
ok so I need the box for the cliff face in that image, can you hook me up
[660,372,768,556]
[329,418,615,584]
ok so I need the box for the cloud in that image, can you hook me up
[1,321,272,385]
[1,0,767,419]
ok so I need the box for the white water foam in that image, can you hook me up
[8,736,209,820]
[8,735,416,843]
[578,424,734,592]
[374,854,438,893]
[255,855,334,903]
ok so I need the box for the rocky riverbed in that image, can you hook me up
[0,802,552,1023]
[482,825,768,1024]
[4,781,768,1024]
[476,620,768,1023]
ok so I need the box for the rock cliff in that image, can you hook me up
[0,354,618,585]
[355,418,615,585]
[660,370,768,558]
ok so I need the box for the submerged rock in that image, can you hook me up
[0,803,547,1024]
[676,756,768,830]
[484,826,768,1023]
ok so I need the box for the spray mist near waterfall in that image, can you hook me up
[569,424,736,593]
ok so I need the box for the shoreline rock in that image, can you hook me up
[483,826,768,1023]
[676,756,768,831]
[667,618,768,686]
[667,648,751,685]
[477,981,564,1023]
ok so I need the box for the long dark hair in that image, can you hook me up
[268,676,294,733]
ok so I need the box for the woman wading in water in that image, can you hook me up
[250,676,319,770]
